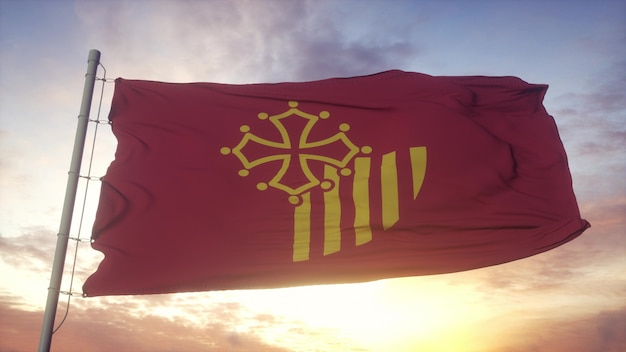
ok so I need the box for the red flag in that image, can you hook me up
[83,70,589,296]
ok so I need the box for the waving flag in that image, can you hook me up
[83,70,589,296]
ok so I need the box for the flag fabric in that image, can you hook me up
[82,70,589,296]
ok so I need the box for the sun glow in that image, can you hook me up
[216,276,484,351]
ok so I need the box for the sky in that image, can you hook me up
[0,0,624,351]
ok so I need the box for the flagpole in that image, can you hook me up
[38,49,101,352]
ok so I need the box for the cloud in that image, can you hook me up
[552,58,626,129]
[470,245,596,296]
[546,58,626,209]
[0,294,293,352]
[0,288,367,352]
[281,37,417,82]
[574,130,626,159]
[470,232,625,307]
[0,227,56,272]
[73,0,421,83]
[492,307,626,352]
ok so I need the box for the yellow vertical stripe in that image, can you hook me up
[323,165,341,256]
[409,146,427,200]
[353,157,372,245]
[293,192,311,262]
[381,151,399,230]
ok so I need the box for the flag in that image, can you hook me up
[82,70,589,296]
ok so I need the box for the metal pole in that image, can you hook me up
[38,49,101,352]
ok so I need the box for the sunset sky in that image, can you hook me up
[0,1,625,351]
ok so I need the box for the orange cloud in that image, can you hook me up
[492,307,626,352]
[0,296,290,352]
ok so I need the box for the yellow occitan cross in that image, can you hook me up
[221,101,371,204]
